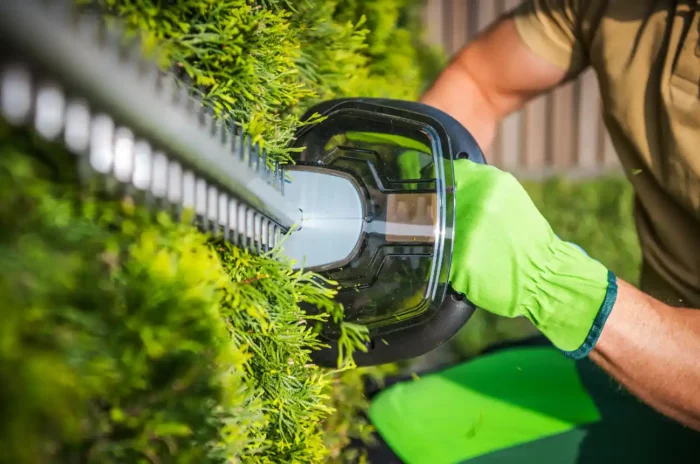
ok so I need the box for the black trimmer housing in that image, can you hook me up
[283,98,487,367]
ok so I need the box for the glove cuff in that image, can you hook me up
[522,239,617,356]
[559,269,618,359]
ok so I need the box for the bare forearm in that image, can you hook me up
[420,18,568,152]
[591,278,700,430]
[421,60,500,151]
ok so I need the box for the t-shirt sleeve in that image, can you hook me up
[511,0,602,76]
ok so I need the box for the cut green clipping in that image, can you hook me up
[368,347,601,464]
[450,159,615,355]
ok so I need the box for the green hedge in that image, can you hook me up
[0,1,440,463]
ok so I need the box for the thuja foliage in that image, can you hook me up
[93,0,441,159]
[0,0,438,463]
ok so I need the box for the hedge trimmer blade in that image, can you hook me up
[0,0,302,253]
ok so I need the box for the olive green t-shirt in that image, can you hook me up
[512,0,700,308]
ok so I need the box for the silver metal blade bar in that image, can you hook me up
[0,0,302,237]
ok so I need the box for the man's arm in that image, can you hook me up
[592,279,700,430]
[429,2,700,431]
[420,17,569,152]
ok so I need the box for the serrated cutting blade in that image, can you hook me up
[0,0,303,253]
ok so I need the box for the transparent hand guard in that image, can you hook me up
[289,98,487,367]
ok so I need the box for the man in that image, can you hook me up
[363,1,699,462]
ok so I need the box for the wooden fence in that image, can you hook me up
[420,0,622,179]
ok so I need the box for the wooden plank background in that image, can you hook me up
[420,0,622,179]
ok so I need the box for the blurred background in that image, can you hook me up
[404,0,642,371]
[421,0,621,179]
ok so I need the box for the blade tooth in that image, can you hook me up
[243,208,250,251]
[166,159,183,207]
[151,150,169,199]
[89,113,115,175]
[232,126,240,159]
[273,160,281,191]
[113,126,135,183]
[229,198,239,245]
[211,119,222,147]
[239,130,246,162]
[192,85,215,133]
[218,118,227,146]
[195,90,209,127]
[246,208,255,252]
[265,220,273,252]
[181,168,195,212]
[173,161,186,222]
[195,176,209,231]
[262,217,267,253]
[278,164,285,194]
[266,222,271,251]
[270,221,276,251]
[254,141,263,173]
[196,105,207,129]
[265,152,274,184]
[246,135,254,168]
[236,203,246,248]
[1,64,34,125]
[250,211,257,253]
[205,107,219,138]
[261,148,269,179]
[34,79,66,141]
[207,184,219,235]
[142,139,157,207]
[189,91,203,121]
[221,194,231,242]
[64,98,92,154]
[271,225,279,249]
[166,160,182,204]
[245,206,253,251]
[175,73,192,110]
[253,211,260,252]
[229,121,238,156]
[255,213,263,254]
[132,138,153,191]
[218,191,228,239]
[260,217,268,252]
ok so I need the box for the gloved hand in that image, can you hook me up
[450,159,618,359]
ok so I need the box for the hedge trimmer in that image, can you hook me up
[0,0,487,367]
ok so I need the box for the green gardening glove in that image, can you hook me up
[450,159,618,359]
